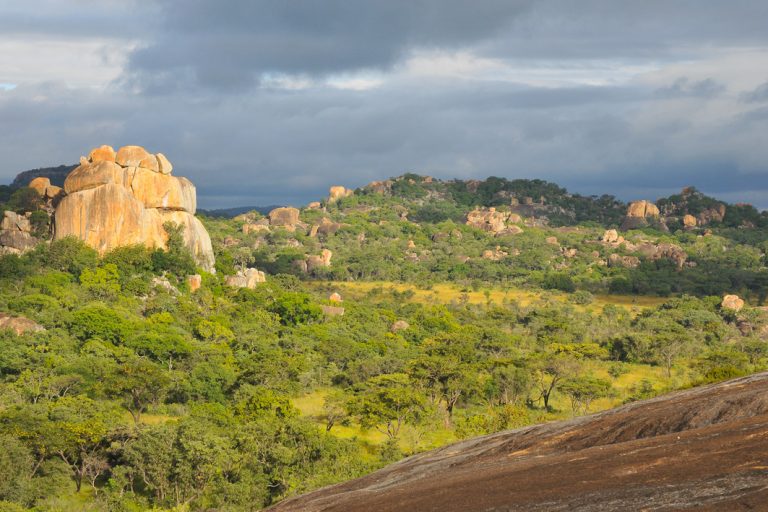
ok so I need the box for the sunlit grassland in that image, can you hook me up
[293,360,674,453]
[312,281,667,313]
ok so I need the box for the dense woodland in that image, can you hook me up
[1,175,768,510]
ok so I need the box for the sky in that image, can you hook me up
[1,0,768,208]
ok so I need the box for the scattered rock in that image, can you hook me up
[0,313,45,335]
[482,246,508,261]
[545,236,559,246]
[329,292,343,302]
[243,223,270,235]
[187,274,202,292]
[722,294,745,312]
[602,229,621,244]
[306,249,333,272]
[608,253,640,269]
[391,320,410,332]
[328,186,354,203]
[309,217,342,237]
[307,201,322,209]
[268,207,301,230]
[225,268,266,289]
[151,276,180,296]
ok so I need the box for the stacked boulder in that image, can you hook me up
[328,185,354,203]
[54,145,215,272]
[621,200,666,231]
[466,207,523,236]
[225,268,266,288]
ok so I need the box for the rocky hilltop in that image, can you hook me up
[53,145,214,271]
[270,372,768,512]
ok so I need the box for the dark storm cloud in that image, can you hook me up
[126,0,533,91]
[3,0,768,209]
[482,0,768,60]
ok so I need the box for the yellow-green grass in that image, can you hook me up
[292,388,456,454]
[312,281,667,313]
[293,360,670,454]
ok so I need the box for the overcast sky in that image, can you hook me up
[1,0,768,208]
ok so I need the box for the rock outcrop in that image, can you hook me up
[721,294,745,312]
[621,200,664,231]
[0,313,45,335]
[225,268,266,288]
[309,217,342,237]
[328,186,353,203]
[0,211,38,254]
[466,208,523,236]
[53,145,214,272]
[306,249,333,272]
[187,274,202,292]
[683,214,697,228]
[267,207,302,231]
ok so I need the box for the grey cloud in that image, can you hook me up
[741,82,768,103]
[126,0,532,92]
[654,78,726,99]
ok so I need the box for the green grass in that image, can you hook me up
[313,281,668,313]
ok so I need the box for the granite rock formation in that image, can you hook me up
[53,145,214,272]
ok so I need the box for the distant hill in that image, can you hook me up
[198,205,281,218]
[11,164,76,188]
[270,372,768,512]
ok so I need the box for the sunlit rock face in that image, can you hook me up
[54,145,215,272]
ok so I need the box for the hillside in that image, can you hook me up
[271,372,768,512]
[1,164,768,510]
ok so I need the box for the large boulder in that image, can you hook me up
[225,268,266,288]
[328,186,353,203]
[28,177,51,196]
[268,207,301,229]
[129,168,196,212]
[53,145,215,272]
[621,200,663,231]
[722,295,745,312]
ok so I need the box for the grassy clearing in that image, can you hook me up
[312,281,667,313]
[293,360,671,453]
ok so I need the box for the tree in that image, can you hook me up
[408,333,481,425]
[106,358,170,424]
[322,390,348,432]
[349,374,424,439]
[531,355,580,410]
[560,376,612,415]
[46,396,116,492]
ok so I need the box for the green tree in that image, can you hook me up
[349,374,424,439]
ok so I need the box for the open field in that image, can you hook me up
[311,281,668,312]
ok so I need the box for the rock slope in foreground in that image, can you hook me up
[270,373,768,512]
